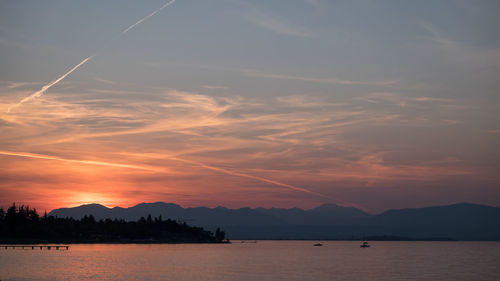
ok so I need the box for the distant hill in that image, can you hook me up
[49,202,500,240]
[366,203,500,240]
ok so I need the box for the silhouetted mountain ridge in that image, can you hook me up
[49,202,500,240]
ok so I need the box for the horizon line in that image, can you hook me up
[30,200,497,215]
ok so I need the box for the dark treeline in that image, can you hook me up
[0,203,227,244]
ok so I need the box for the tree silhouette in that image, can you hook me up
[0,203,228,244]
[215,227,225,241]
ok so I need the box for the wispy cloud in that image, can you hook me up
[1,1,499,212]
[0,148,327,199]
[420,22,456,49]
[420,21,500,66]
[241,69,397,86]
[201,85,229,90]
[94,77,116,85]
[488,129,500,134]
[1,82,495,210]
[355,92,456,107]
[244,6,312,37]
[169,157,327,198]
[0,81,42,89]
[303,0,322,9]
[0,150,160,172]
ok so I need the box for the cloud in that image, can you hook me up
[0,81,43,89]
[0,148,326,200]
[201,85,229,90]
[244,7,312,37]
[94,77,116,85]
[1,82,496,210]
[355,92,456,108]
[0,150,161,172]
[420,21,500,66]
[241,69,398,86]
[169,157,327,198]
[303,0,322,9]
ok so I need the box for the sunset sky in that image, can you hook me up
[1,0,499,213]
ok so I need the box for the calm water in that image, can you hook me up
[1,241,499,281]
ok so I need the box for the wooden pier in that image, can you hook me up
[1,245,70,250]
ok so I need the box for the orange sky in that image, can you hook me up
[1,1,499,213]
[1,86,498,213]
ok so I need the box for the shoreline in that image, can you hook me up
[0,239,231,245]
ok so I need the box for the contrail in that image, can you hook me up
[119,151,328,198]
[6,0,177,113]
[122,0,176,34]
[170,156,370,210]
[0,150,159,171]
[6,56,94,113]
[169,157,328,198]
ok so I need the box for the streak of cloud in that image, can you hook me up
[419,21,500,67]
[201,85,229,90]
[168,156,369,210]
[170,156,326,198]
[2,81,42,89]
[245,11,312,37]
[0,150,160,172]
[116,150,329,199]
[241,69,397,86]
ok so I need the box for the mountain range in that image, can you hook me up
[49,202,500,240]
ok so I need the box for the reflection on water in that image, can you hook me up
[1,241,499,281]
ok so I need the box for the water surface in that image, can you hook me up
[1,241,499,280]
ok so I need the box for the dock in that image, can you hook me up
[1,245,70,250]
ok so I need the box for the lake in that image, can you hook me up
[1,241,499,280]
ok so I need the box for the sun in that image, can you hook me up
[68,192,117,207]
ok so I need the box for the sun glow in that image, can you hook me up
[68,192,118,208]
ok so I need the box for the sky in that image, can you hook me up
[0,0,499,213]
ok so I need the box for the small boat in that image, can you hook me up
[360,241,370,248]
[313,243,323,246]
